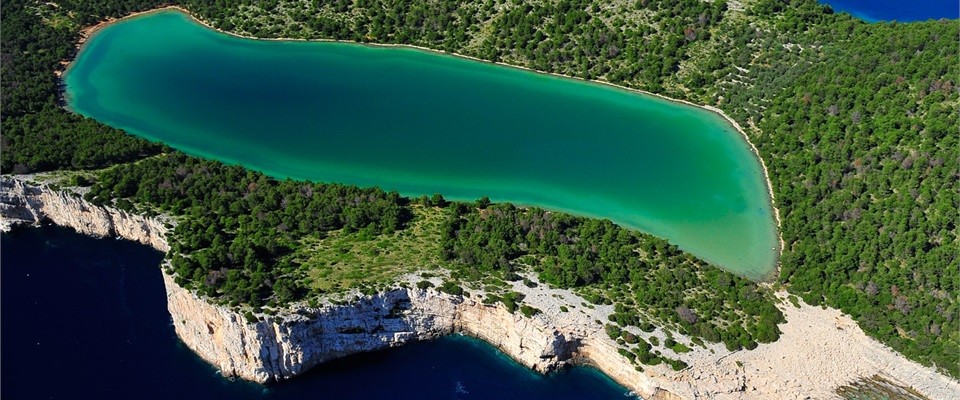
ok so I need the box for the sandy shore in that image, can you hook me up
[56,7,179,77]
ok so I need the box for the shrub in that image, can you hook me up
[501,292,525,313]
[520,305,541,317]
[605,324,621,340]
[439,281,464,296]
[618,348,637,363]
[244,311,258,324]
[668,358,688,371]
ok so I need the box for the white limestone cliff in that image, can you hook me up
[163,272,579,385]
[0,177,597,388]
[0,177,170,251]
[3,176,957,400]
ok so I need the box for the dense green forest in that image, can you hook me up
[0,0,164,172]
[738,7,959,376]
[1,0,956,377]
[87,153,409,306]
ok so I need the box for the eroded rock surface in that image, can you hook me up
[0,177,169,251]
[164,275,583,384]
[3,176,957,399]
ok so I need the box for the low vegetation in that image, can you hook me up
[298,206,446,294]
[1,0,955,377]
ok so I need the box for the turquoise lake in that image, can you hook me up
[64,10,779,280]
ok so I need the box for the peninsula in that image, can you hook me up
[2,0,956,399]
[3,175,957,399]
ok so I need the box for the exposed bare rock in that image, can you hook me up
[3,176,957,399]
[163,271,580,384]
[0,177,169,251]
[687,293,960,400]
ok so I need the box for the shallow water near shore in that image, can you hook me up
[64,10,779,279]
[1,226,635,399]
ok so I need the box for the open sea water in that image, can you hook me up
[818,0,958,22]
[1,226,636,399]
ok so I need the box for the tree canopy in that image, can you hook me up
[2,0,955,377]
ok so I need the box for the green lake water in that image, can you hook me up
[64,10,779,279]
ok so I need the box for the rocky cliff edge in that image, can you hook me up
[0,177,170,251]
[4,176,957,400]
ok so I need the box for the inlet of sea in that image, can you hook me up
[1,226,638,399]
[816,0,958,22]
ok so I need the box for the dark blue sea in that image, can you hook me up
[818,0,958,22]
[1,226,636,399]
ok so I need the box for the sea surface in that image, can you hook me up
[64,10,778,279]
[818,0,958,22]
[1,226,636,399]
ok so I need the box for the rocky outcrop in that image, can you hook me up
[0,177,169,251]
[161,262,699,399]
[162,267,699,398]
[0,177,590,387]
[4,176,958,399]
[163,271,582,384]
[574,338,681,399]
[0,175,672,396]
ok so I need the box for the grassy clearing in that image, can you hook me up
[31,2,78,30]
[297,205,447,294]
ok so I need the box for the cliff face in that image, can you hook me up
[163,271,581,384]
[164,272,449,383]
[0,177,782,399]
[7,176,954,399]
[162,270,692,399]
[0,177,617,387]
[0,177,169,252]
[0,178,590,384]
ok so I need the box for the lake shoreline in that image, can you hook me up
[58,5,783,280]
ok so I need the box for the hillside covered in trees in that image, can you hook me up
[1,0,956,377]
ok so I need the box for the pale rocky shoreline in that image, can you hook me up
[2,176,957,399]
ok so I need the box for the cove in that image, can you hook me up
[817,0,958,22]
[1,226,634,399]
[64,9,779,280]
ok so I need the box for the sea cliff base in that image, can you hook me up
[2,176,956,399]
